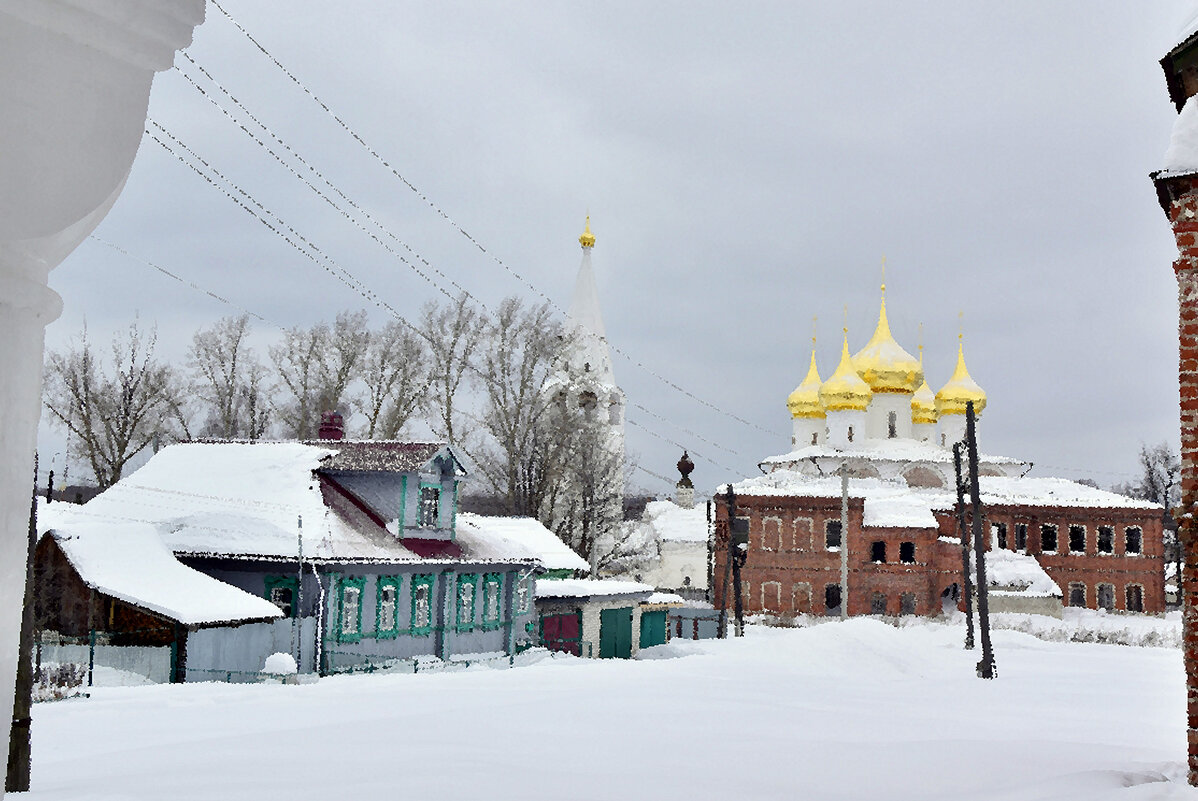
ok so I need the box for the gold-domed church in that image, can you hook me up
[713,282,1165,620]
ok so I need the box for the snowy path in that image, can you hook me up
[23,619,1198,800]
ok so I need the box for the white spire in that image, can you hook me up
[567,223,616,386]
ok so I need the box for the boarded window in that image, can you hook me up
[900,592,916,615]
[1068,582,1086,608]
[1097,526,1114,554]
[870,592,887,615]
[824,584,841,615]
[1040,524,1058,553]
[762,518,782,551]
[825,520,842,550]
[993,523,1007,550]
[1014,523,1027,551]
[899,541,915,564]
[1126,584,1144,613]
[761,581,782,612]
[792,583,812,614]
[871,541,886,563]
[1125,527,1142,555]
[1069,525,1086,554]
[1096,583,1115,611]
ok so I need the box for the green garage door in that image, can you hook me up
[599,607,633,659]
[639,610,667,649]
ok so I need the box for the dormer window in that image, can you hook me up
[418,484,441,527]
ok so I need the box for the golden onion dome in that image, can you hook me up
[786,348,825,419]
[935,338,987,416]
[911,345,938,424]
[579,216,596,248]
[819,331,872,412]
[852,289,923,394]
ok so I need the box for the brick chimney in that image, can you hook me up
[318,410,345,441]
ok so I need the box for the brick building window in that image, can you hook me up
[825,520,842,550]
[824,584,841,615]
[900,593,916,615]
[1068,582,1086,608]
[761,581,782,612]
[1040,524,1058,553]
[1126,584,1144,612]
[1069,525,1086,554]
[1096,583,1115,611]
[993,523,1007,550]
[1014,523,1027,551]
[871,541,886,563]
[1097,526,1114,555]
[1125,526,1142,555]
[899,541,915,564]
[870,592,887,615]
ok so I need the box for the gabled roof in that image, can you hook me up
[79,442,531,565]
[38,502,283,627]
[457,514,590,573]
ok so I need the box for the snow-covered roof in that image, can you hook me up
[759,439,1025,470]
[922,477,1162,512]
[534,578,654,599]
[315,441,462,474]
[646,592,686,605]
[981,549,1061,597]
[721,472,1159,530]
[1160,94,1198,178]
[456,514,589,573]
[639,500,708,543]
[77,442,536,566]
[39,502,283,627]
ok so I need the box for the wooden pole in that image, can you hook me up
[5,454,36,792]
[953,443,975,649]
[717,485,733,639]
[966,402,996,679]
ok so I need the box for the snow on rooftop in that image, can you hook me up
[77,442,536,566]
[646,592,686,604]
[456,513,589,573]
[923,476,1161,512]
[639,500,709,543]
[981,549,1061,597]
[1161,94,1198,177]
[760,438,1024,469]
[863,490,938,529]
[534,578,654,599]
[39,502,283,626]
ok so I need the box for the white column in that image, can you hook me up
[0,5,203,790]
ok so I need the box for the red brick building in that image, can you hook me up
[712,475,1164,618]
[711,292,1164,619]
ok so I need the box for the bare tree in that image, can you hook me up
[421,293,484,445]
[472,298,566,514]
[43,322,184,489]
[358,320,428,439]
[188,315,271,439]
[270,311,370,438]
[551,414,628,572]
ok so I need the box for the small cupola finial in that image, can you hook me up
[579,215,596,248]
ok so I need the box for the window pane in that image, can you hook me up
[1069,525,1085,553]
[419,486,441,527]
[1040,524,1057,553]
[825,521,841,549]
[379,585,396,631]
[342,587,360,634]
[1098,526,1113,554]
[413,584,430,630]
[1125,527,1142,554]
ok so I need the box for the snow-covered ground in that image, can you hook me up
[23,616,1198,800]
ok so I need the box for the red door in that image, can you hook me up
[540,611,582,656]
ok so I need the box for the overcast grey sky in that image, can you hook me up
[37,1,1198,495]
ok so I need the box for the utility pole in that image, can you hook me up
[730,487,748,637]
[294,515,304,667]
[7,454,37,792]
[952,443,975,650]
[839,464,850,619]
[717,485,733,639]
[966,402,996,679]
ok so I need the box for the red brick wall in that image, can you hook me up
[713,494,1164,618]
[1166,179,1198,783]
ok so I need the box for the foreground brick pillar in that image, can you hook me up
[1169,183,1198,783]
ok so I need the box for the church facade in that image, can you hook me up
[712,291,1165,617]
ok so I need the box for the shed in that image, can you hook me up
[534,579,654,659]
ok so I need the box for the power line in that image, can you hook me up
[132,127,745,482]
[204,0,772,437]
[171,49,757,463]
